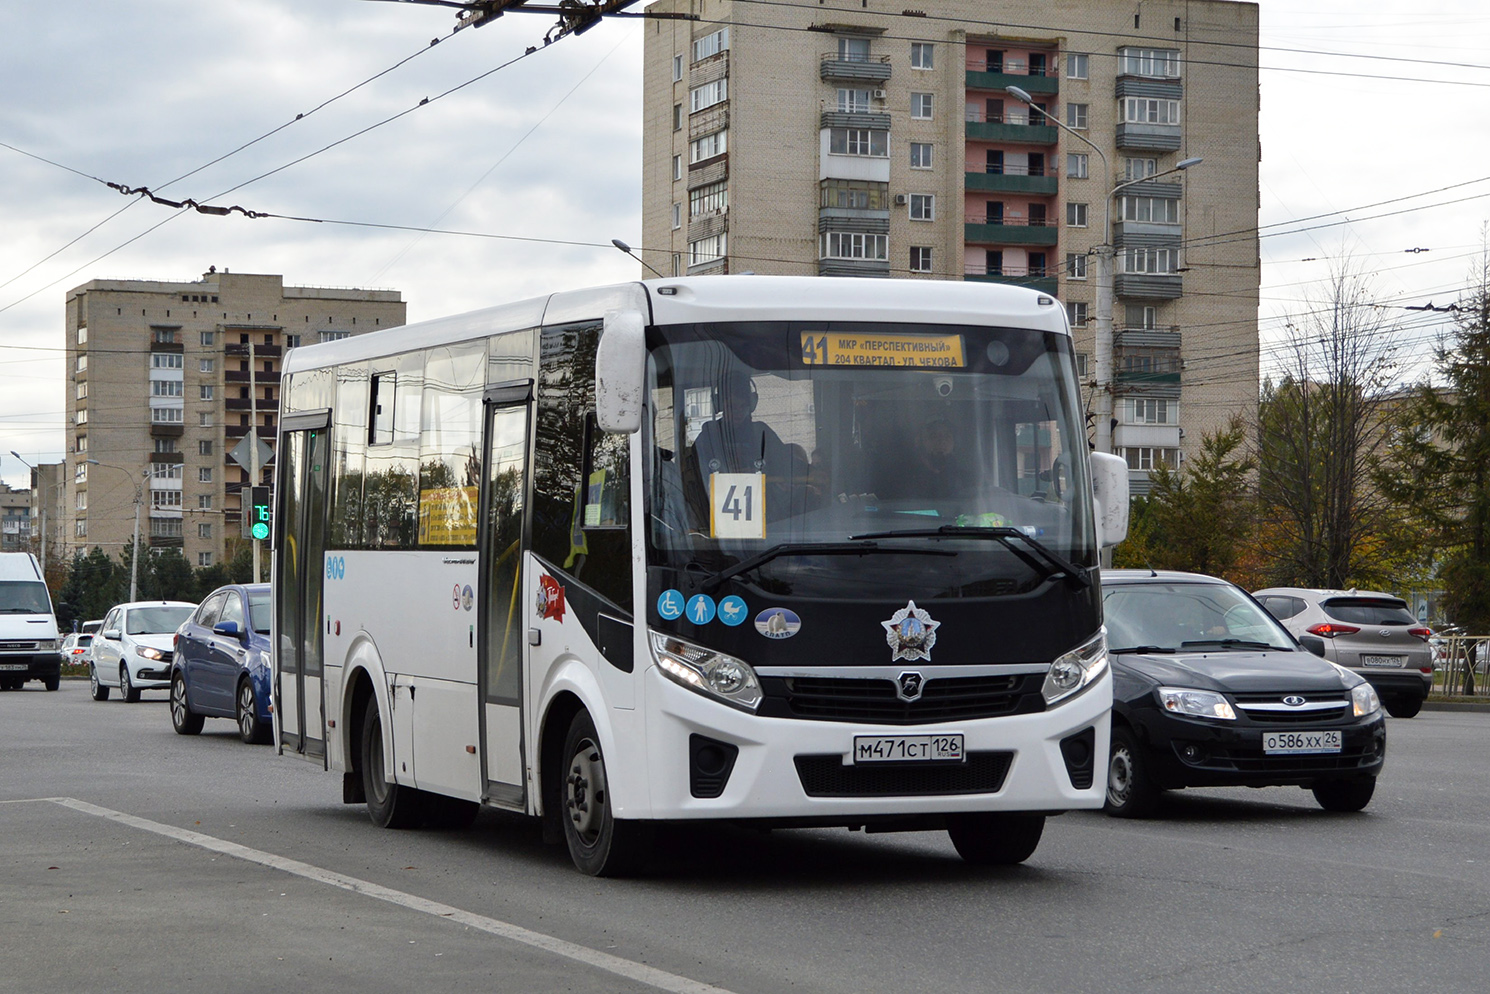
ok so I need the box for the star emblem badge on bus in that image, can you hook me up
[881,600,939,662]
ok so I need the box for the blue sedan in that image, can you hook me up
[170,583,273,744]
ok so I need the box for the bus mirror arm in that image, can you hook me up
[596,309,647,433]
[1089,452,1130,549]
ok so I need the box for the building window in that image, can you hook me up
[77,326,88,345]
[672,103,682,131]
[1066,103,1088,129]
[1067,153,1089,179]
[319,330,351,342]
[1129,398,1174,424]
[152,407,184,424]
[1076,353,1089,377]
[829,128,888,157]
[1122,98,1181,125]
[1068,302,1088,327]
[820,231,888,261]
[910,92,934,119]
[198,522,213,539]
[76,435,88,453]
[690,181,728,216]
[1067,53,1089,79]
[909,247,933,273]
[76,409,88,424]
[150,517,183,539]
[152,328,177,344]
[1067,254,1088,280]
[1120,47,1182,78]
[75,462,87,483]
[672,54,683,82]
[152,380,184,397]
[908,194,935,221]
[1124,447,1181,471]
[199,412,213,427]
[198,552,213,567]
[151,353,183,369]
[150,463,184,481]
[672,154,682,181]
[76,355,88,373]
[76,381,88,400]
[837,36,870,63]
[198,467,213,483]
[689,233,727,266]
[693,27,729,63]
[151,490,183,511]
[672,253,681,277]
[837,88,873,112]
[690,79,727,112]
[198,495,213,509]
[200,331,215,346]
[199,384,214,400]
[1067,202,1089,227]
[199,358,215,373]
[75,520,87,538]
[1125,157,1158,180]
[689,130,726,163]
[1121,246,1178,274]
[909,142,933,169]
[76,491,87,511]
[1127,304,1159,329]
[199,440,213,456]
[1120,197,1180,223]
[671,202,682,230]
[820,179,886,210]
[911,42,934,69]
[154,438,177,454]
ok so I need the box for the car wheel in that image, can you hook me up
[360,696,426,829]
[1385,698,1422,719]
[560,711,652,876]
[119,664,141,703]
[89,665,109,701]
[171,674,205,735]
[1105,726,1161,818]
[237,680,271,745]
[44,675,60,692]
[946,812,1045,865]
[1312,778,1376,812]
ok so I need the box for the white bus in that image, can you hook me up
[272,276,1128,874]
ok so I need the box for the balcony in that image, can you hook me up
[965,170,1058,197]
[1115,273,1183,299]
[226,343,282,358]
[964,267,1059,296]
[820,52,891,83]
[965,110,1058,146]
[225,369,281,384]
[965,65,1059,97]
[1116,123,1182,152]
[963,216,1059,247]
[225,424,277,441]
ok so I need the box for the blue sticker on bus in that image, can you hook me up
[686,594,716,625]
[717,595,748,626]
[657,589,685,620]
[755,608,802,639]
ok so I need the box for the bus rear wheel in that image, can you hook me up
[946,812,1045,866]
[560,711,652,876]
[360,696,425,829]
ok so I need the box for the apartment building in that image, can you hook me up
[0,485,31,554]
[642,0,1261,492]
[63,271,405,568]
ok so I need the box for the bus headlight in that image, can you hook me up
[1042,629,1108,707]
[649,631,763,713]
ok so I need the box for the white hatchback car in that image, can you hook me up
[89,601,197,702]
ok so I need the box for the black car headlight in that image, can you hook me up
[649,631,762,713]
[1157,687,1237,721]
[1351,682,1381,717]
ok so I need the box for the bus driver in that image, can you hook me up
[684,368,791,529]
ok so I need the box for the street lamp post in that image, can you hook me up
[1004,85,1199,455]
[86,459,143,602]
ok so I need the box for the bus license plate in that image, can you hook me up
[854,734,964,764]
[0,664,27,671]
[1360,655,1404,667]
[1262,730,1342,755]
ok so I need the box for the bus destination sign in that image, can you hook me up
[800,331,965,368]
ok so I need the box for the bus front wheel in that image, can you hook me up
[946,812,1045,866]
[360,696,425,829]
[560,711,652,876]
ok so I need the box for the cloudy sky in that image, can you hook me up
[3,0,1490,489]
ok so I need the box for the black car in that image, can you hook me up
[1102,570,1386,817]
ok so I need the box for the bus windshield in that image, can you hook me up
[645,320,1094,598]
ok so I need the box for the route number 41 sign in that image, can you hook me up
[710,473,766,539]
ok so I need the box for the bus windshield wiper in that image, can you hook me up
[847,526,1091,587]
[1179,639,1283,651]
[698,541,955,592]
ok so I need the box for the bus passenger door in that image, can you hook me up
[275,413,331,763]
[477,387,531,808]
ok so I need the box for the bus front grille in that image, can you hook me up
[761,674,1046,724]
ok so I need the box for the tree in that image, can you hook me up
[1376,247,1490,690]
[1112,419,1255,581]
[1256,264,1406,588]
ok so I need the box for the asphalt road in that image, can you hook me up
[3,681,1488,994]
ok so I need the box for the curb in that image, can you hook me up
[1423,700,1490,714]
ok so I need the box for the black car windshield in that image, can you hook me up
[126,606,195,635]
[0,581,51,614]
[645,321,1094,598]
[1105,582,1295,652]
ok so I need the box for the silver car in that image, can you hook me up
[1253,588,1433,718]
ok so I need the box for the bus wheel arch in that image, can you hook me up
[538,692,586,845]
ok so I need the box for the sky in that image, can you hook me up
[4,0,1490,490]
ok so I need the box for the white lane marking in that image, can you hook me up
[45,797,738,994]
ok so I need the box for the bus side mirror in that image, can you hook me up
[1089,452,1130,549]
[596,309,646,434]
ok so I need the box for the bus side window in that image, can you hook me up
[331,363,370,549]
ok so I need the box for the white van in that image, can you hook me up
[0,553,62,691]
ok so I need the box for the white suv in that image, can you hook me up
[89,601,197,703]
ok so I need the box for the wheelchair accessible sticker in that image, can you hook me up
[657,588,685,621]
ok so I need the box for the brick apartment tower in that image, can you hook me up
[642,0,1261,492]
[62,271,405,570]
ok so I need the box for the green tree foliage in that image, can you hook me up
[54,548,121,630]
[1112,419,1255,580]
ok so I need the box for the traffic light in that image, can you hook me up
[250,486,272,541]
